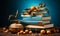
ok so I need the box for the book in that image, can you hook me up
[42,16,51,21]
[25,24,54,29]
[44,24,54,28]
[42,20,50,24]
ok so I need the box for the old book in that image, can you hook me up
[25,24,54,29]
[42,20,50,24]
[42,16,51,21]
[44,24,54,28]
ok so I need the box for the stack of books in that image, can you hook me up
[25,3,54,29]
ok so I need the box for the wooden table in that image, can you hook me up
[0,32,60,36]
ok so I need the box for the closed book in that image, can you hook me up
[42,16,51,21]
[44,24,54,28]
[42,20,50,24]
[25,24,54,28]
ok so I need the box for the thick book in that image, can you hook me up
[26,24,54,29]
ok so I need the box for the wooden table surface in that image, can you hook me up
[0,27,60,36]
[0,32,60,36]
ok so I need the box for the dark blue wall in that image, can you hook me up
[0,0,60,27]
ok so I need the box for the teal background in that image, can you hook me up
[0,0,60,27]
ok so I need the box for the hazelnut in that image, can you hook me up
[25,29,29,33]
[46,30,51,34]
[56,29,59,32]
[23,32,25,34]
[19,30,23,34]
[4,29,9,33]
[40,30,45,34]
[29,31,32,34]
[54,29,57,33]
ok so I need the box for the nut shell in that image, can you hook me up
[25,30,29,33]
[23,32,25,34]
[40,30,45,34]
[19,30,23,34]
[46,30,51,34]
[29,31,32,34]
